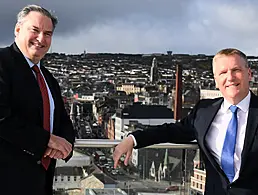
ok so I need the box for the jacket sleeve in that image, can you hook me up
[131,101,200,149]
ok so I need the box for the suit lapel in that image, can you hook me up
[239,92,258,173]
[198,99,224,173]
[11,43,41,94]
[10,43,43,118]
[198,99,223,142]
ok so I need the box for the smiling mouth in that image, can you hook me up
[226,84,240,87]
[30,42,44,49]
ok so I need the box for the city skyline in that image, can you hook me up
[1,0,258,55]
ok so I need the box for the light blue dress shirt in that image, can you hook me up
[24,57,55,133]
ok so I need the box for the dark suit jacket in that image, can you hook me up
[132,92,258,195]
[0,43,75,195]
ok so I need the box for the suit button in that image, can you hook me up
[37,160,41,165]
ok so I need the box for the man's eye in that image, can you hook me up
[45,32,52,37]
[233,69,241,72]
[32,29,39,33]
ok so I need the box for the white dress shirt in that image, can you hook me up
[24,57,55,133]
[206,91,250,182]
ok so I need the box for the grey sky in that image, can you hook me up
[1,0,258,55]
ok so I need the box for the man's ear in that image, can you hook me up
[248,68,252,82]
[14,24,21,37]
[214,77,218,88]
[215,81,218,88]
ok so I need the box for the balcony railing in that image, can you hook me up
[54,139,202,195]
[75,139,198,149]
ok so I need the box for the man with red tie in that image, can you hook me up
[0,5,75,195]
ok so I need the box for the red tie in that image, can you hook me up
[32,65,51,170]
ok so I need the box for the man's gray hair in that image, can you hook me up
[213,48,249,68]
[17,4,58,30]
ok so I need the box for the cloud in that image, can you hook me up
[1,0,258,55]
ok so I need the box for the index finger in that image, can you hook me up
[113,151,120,168]
[44,147,52,157]
[55,138,72,157]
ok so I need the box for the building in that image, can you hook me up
[116,83,143,95]
[190,150,206,195]
[53,151,91,192]
[54,166,84,192]
[85,188,127,195]
[114,103,175,140]
[81,173,117,191]
[200,89,222,99]
[190,168,206,195]
[150,57,158,84]
[135,91,168,106]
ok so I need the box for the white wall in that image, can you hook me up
[53,175,82,190]
[200,89,222,99]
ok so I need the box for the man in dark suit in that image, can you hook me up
[113,48,258,195]
[0,5,75,195]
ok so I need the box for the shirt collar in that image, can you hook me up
[15,41,41,68]
[23,55,40,69]
[221,91,251,113]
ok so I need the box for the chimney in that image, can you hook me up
[174,63,182,120]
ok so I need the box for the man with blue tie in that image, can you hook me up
[0,5,75,195]
[113,48,258,195]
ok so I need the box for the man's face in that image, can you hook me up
[213,54,252,104]
[15,11,53,64]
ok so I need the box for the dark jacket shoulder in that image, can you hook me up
[0,45,12,60]
[197,97,223,108]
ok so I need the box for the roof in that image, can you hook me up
[93,173,117,185]
[56,150,91,167]
[54,166,84,176]
[117,104,174,119]
[89,188,127,195]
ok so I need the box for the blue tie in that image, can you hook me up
[221,105,238,182]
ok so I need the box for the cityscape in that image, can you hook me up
[43,50,258,195]
[1,1,258,194]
